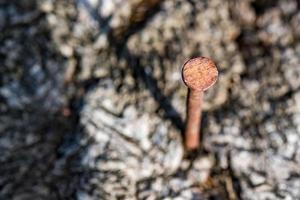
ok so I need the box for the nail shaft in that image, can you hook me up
[185,90,203,150]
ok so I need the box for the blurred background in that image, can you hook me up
[1,0,300,199]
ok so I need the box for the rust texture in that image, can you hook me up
[182,57,218,150]
[182,57,218,91]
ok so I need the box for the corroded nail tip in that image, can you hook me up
[182,57,218,91]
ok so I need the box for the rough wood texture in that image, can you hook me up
[1,0,300,199]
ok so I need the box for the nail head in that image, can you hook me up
[182,57,218,91]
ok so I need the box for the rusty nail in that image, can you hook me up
[182,57,218,150]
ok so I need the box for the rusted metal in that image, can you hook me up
[182,57,218,150]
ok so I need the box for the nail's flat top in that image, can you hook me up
[182,57,218,91]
